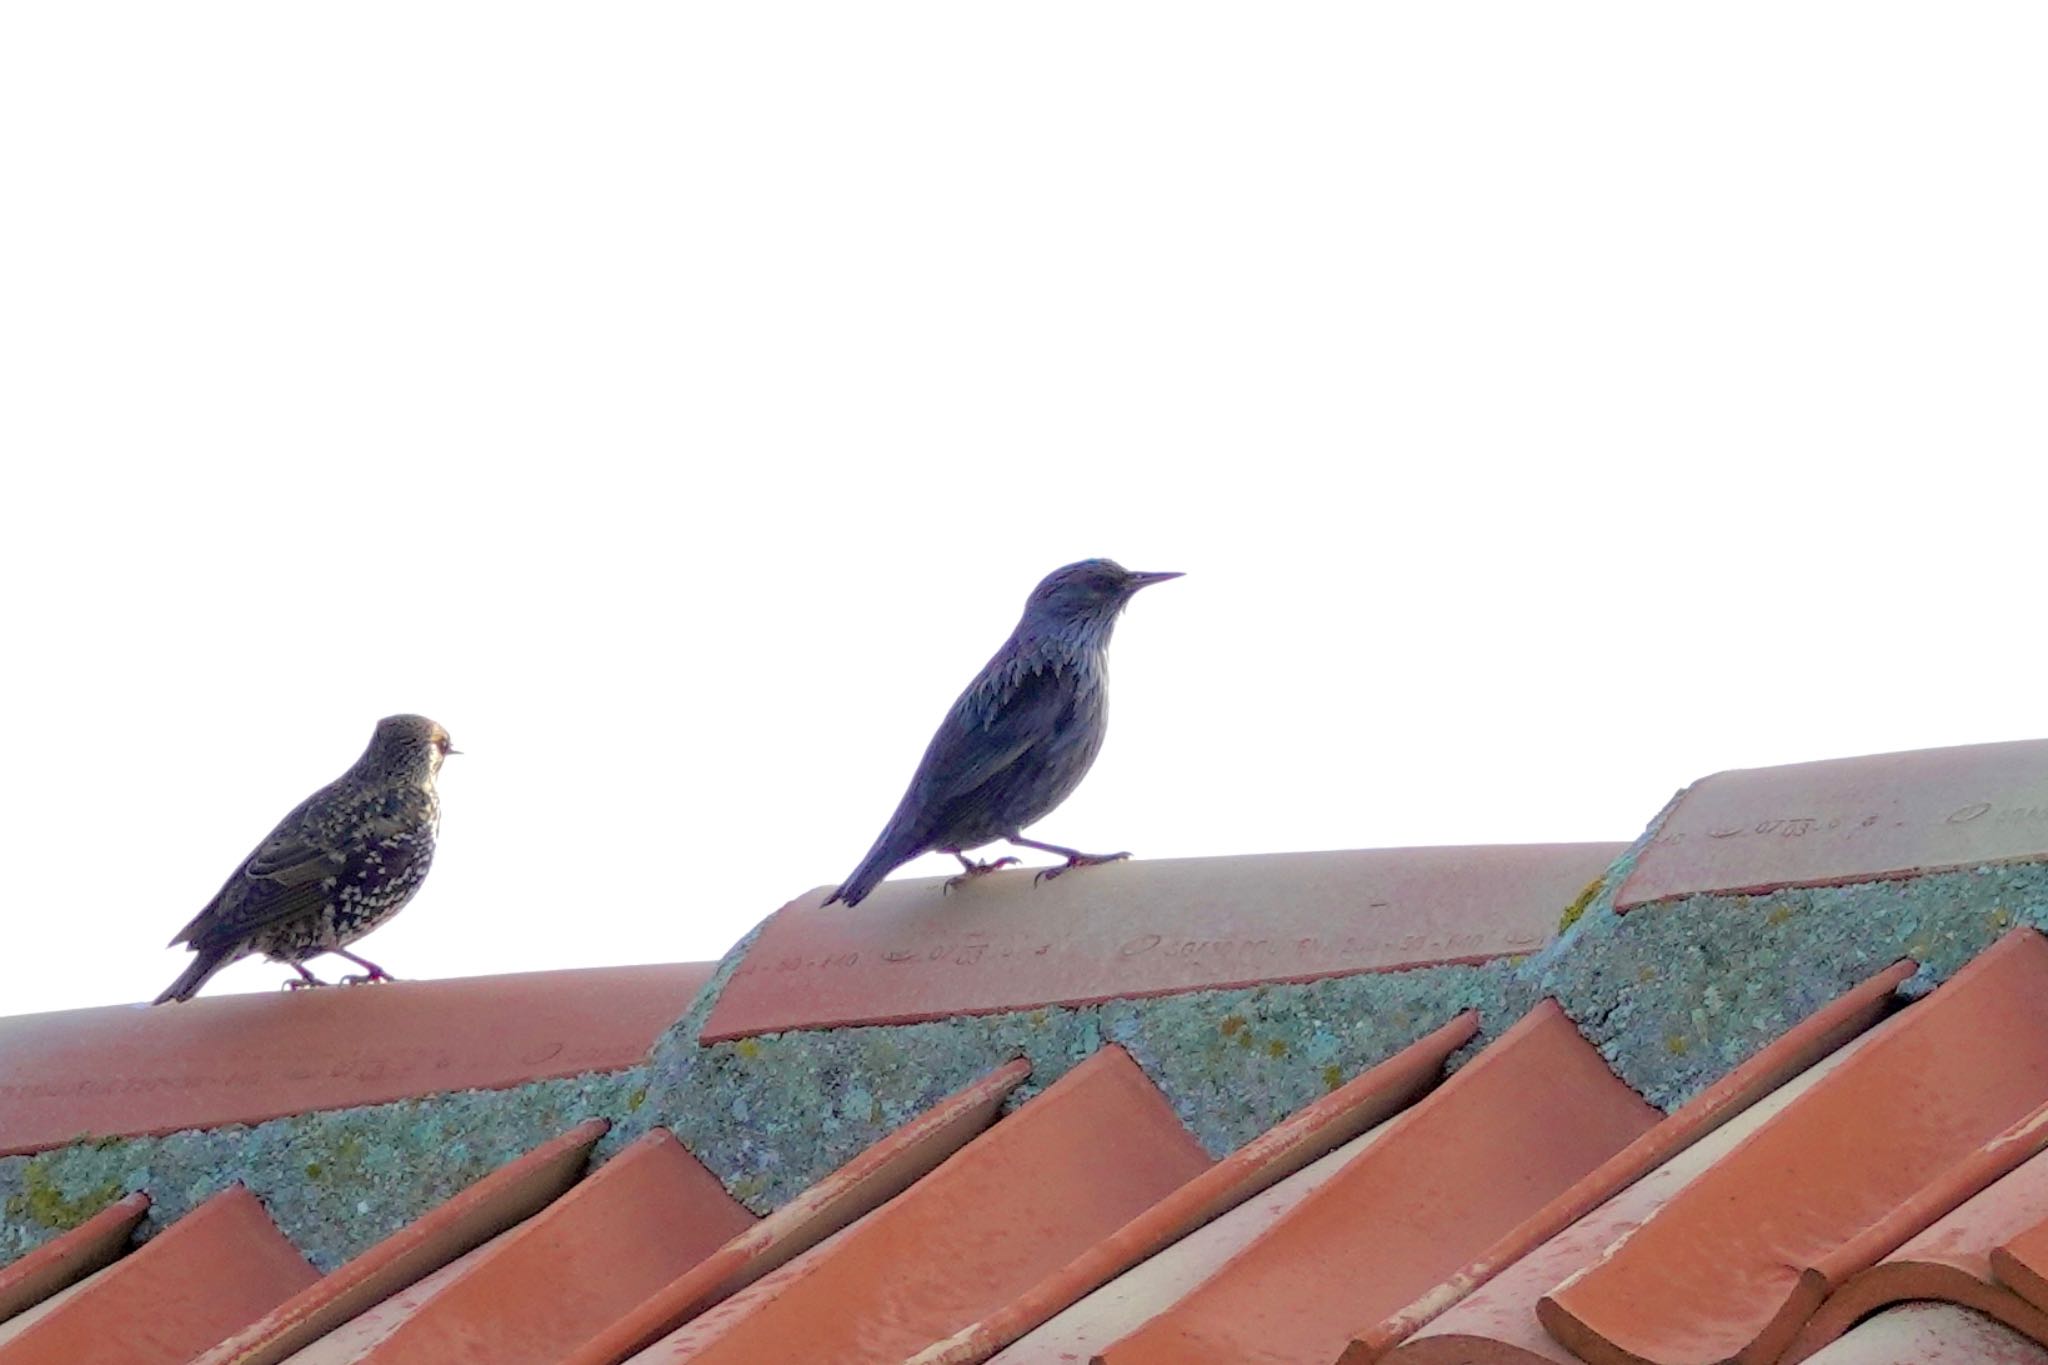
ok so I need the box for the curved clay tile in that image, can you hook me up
[1783,1136,2048,1362]
[705,845,1624,1038]
[194,1119,608,1365]
[625,1045,1212,1364]
[1988,1183,2048,1316]
[1615,739,2048,910]
[1380,962,1916,1365]
[1541,929,2048,1365]
[560,1058,1031,1365]
[1093,1000,1661,1365]
[312,1127,755,1364]
[0,964,712,1156]
[906,1011,1479,1365]
[1356,960,1913,1361]
[0,1186,316,1365]
[0,1192,148,1327]
[1799,1302,2048,1365]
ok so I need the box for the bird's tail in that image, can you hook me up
[153,945,235,1005]
[826,836,910,908]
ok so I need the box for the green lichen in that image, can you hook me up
[5,1161,124,1232]
[1558,876,1607,934]
[1264,1038,1288,1059]
[1320,1064,1344,1092]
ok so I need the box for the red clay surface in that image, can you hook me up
[1617,739,2048,910]
[1785,1139,2048,1363]
[563,1059,1030,1365]
[629,1046,1213,1364]
[1360,959,1914,1362]
[1542,929,2048,1365]
[0,1192,148,1325]
[908,1012,1479,1365]
[1098,1000,1661,1365]
[0,1186,316,1365]
[196,1120,609,1365]
[0,963,712,1156]
[705,845,1623,1039]
[345,1128,755,1364]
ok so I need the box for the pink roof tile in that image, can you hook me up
[1541,929,2048,1365]
[1617,739,2048,910]
[0,1192,148,1327]
[0,1186,317,1365]
[705,845,1622,1038]
[908,1011,1479,1365]
[562,1059,1031,1365]
[1386,1022,1884,1365]
[0,964,711,1156]
[985,1112,1400,1363]
[1360,958,1915,1362]
[1095,1000,1662,1365]
[1784,1138,2048,1362]
[626,1045,1213,1364]
[330,1127,753,1363]
[194,1119,608,1365]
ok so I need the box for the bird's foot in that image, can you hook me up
[340,968,397,986]
[1034,851,1131,884]
[944,856,1021,894]
[282,975,330,991]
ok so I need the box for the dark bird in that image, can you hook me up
[827,559,1180,907]
[154,714,457,1004]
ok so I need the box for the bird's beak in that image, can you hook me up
[1127,570,1184,589]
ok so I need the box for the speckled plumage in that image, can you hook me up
[828,559,1180,907]
[154,714,456,1004]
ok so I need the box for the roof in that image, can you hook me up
[8,737,2048,1363]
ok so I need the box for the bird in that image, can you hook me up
[827,558,1180,907]
[153,714,457,1004]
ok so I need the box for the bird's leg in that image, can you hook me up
[282,962,330,991]
[943,850,1021,894]
[1007,834,1132,884]
[334,948,398,985]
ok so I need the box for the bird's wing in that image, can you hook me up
[919,660,1076,811]
[177,829,346,946]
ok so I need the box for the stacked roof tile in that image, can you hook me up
[8,738,2048,1363]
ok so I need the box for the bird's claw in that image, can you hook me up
[1034,851,1131,884]
[282,976,329,991]
[943,856,1021,894]
[340,970,396,986]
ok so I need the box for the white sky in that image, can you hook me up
[3,6,2044,1015]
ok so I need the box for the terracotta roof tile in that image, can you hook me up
[322,1126,754,1364]
[1994,1198,2048,1324]
[1617,739,2048,910]
[705,845,1622,1038]
[1541,928,2048,1365]
[194,1119,608,1365]
[1096,1000,1662,1365]
[624,1045,1213,1363]
[0,964,711,1156]
[0,1186,316,1365]
[562,1058,1031,1365]
[1785,1138,2048,1362]
[0,1192,148,1327]
[1386,1015,1883,1365]
[1362,958,1915,1363]
[984,1113,1399,1363]
[909,1010,1479,1365]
